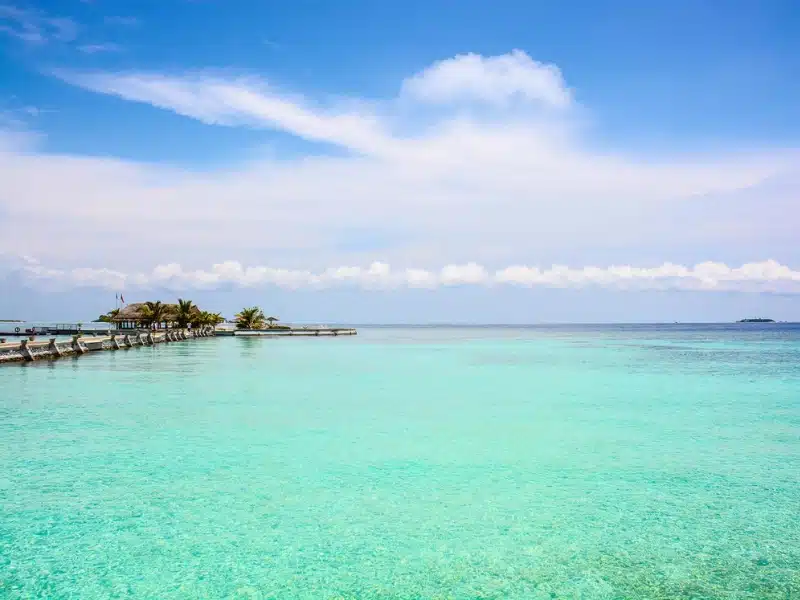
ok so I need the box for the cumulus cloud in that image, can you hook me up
[400,50,572,108]
[7,255,800,295]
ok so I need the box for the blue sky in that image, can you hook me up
[1,0,798,322]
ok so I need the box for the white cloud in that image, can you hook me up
[7,255,800,295]
[55,51,574,155]
[55,71,388,153]
[1,51,798,281]
[494,261,800,291]
[400,50,572,108]
[440,263,489,285]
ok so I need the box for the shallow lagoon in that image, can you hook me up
[2,325,798,598]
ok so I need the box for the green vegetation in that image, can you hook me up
[102,299,224,330]
[140,301,167,329]
[94,308,120,323]
[192,311,224,328]
[234,306,266,330]
[175,298,197,328]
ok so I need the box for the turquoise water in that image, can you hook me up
[1,325,798,599]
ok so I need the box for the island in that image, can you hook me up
[737,318,776,323]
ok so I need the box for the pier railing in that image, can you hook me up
[0,324,116,337]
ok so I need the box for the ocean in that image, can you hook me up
[1,324,798,599]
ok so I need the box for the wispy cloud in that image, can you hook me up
[55,71,389,153]
[0,23,41,42]
[103,15,139,26]
[0,5,44,42]
[47,16,77,41]
[0,4,78,44]
[8,256,800,294]
[78,42,121,54]
[0,102,52,130]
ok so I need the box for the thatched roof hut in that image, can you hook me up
[112,303,147,323]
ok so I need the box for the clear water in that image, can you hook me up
[1,325,798,599]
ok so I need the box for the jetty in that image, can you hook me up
[1,300,357,365]
[0,324,114,337]
[219,327,357,337]
[0,327,215,364]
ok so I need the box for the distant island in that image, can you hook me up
[737,318,775,323]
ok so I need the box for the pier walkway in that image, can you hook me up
[220,327,358,337]
[0,328,215,364]
[0,324,114,337]
[0,326,357,364]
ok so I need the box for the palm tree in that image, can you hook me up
[189,310,225,327]
[141,301,166,330]
[235,306,266,330]
[95,308,120,323]
[190,311,222,329]
[175,298,195,328]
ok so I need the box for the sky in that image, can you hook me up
[0,0,798,323]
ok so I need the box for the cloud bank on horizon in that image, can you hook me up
[1,49,798,296]
[4,254,800,295]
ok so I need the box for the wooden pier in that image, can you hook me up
[0,326,357,364]
[0,324,114,337]
[0,328,215,364]
[222,327,358,337]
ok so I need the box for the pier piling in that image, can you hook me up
[19,339,34,362]
[72,335,87,354]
